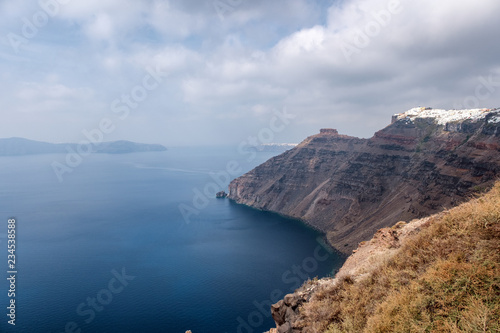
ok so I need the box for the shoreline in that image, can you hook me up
[227,198,347,260]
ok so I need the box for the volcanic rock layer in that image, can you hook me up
[229,107,500,254]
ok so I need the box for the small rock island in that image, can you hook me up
[216,191,228,198]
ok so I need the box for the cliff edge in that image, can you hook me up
[266,181,500,332]
[229,107,500,254]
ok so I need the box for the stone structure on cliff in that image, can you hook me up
[229,107,500,254]
[319,128,339,135]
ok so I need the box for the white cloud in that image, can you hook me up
[187,0,500,129]
[1,0,500,145]
[84,13,114,41]
[147,1,207,39]
[274,25,327,57]
[132,45,202,76]
[17,82,92,102]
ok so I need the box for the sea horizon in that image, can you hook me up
[0,146,343,333]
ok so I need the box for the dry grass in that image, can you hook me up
[297,182,500,333]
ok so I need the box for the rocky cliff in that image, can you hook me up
[266,181,500,333]
[268,216,431,333]
[229,107,500,254]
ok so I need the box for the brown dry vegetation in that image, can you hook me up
[297,182,500,333]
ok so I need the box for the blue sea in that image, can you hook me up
[0,147,344,333]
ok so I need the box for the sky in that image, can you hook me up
[1,0,499,147]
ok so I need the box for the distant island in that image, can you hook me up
[0,137,167,156]
[244,143,298,152]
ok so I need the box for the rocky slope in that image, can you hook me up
[267,181,500,332]
[268,216,430,333]
[229,107,500,254]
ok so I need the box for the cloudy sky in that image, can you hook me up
[1,0,499,146]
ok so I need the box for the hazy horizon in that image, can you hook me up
[2,0,500,147]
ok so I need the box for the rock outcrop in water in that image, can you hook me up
[216,191,228,198]
[229,107,500,254]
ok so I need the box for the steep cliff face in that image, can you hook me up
[266,182,500,333]
[229,107,500,254]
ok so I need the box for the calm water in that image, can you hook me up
[0,147,344,333]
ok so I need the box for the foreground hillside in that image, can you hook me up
[229,108,500,254]
[268,181,500,333]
